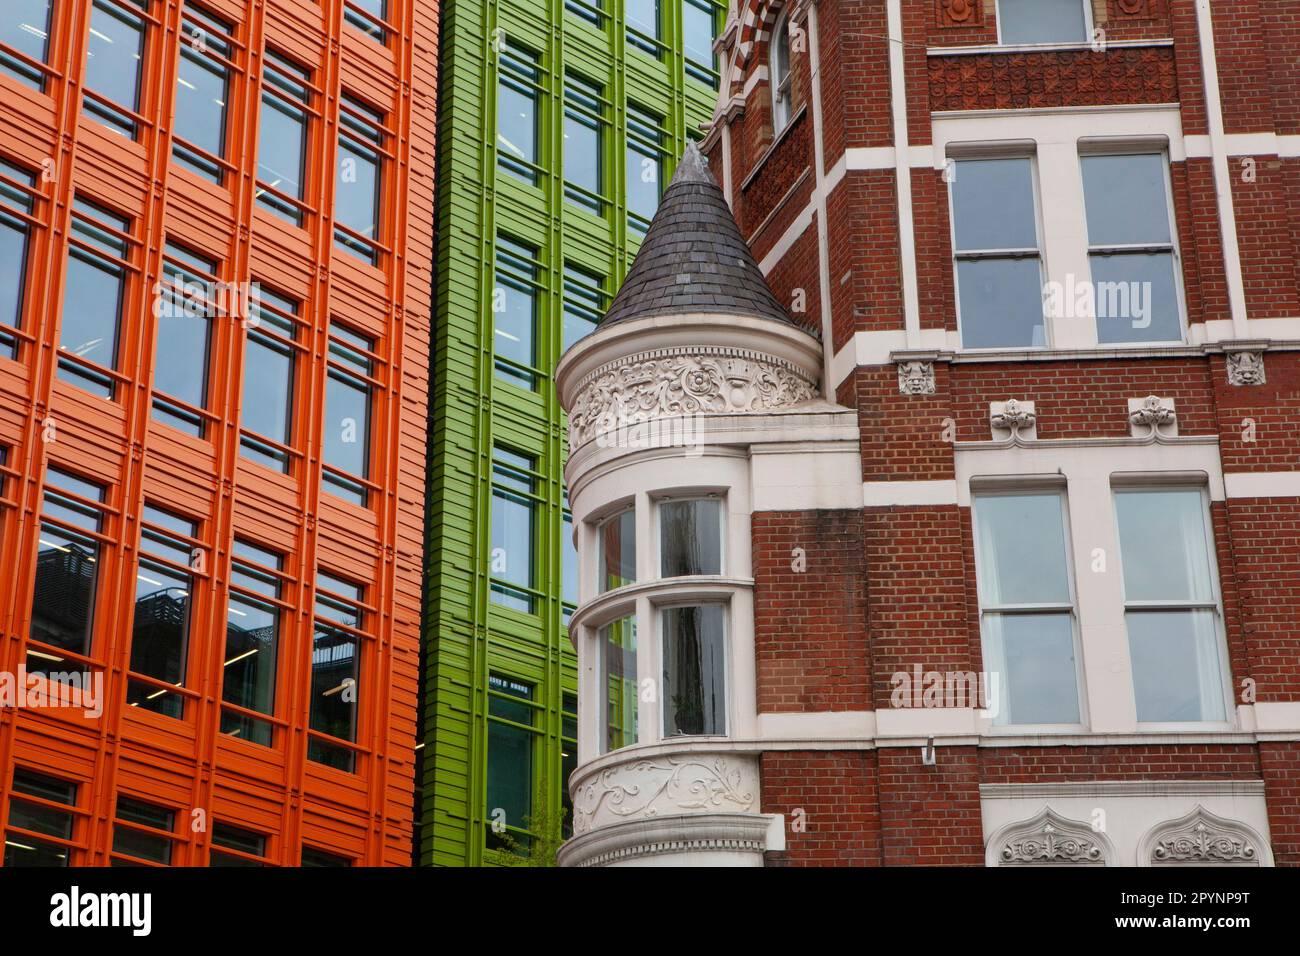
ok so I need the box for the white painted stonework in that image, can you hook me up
[982,782,1273,866]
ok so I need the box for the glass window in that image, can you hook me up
[662,604,725,736]
[83,0,149,138]
[626,0,659,57]
[950,157,1046,349]
[771,9,792,133]
[600,616,637,752]
[1,0,53,92]
[997,0,1087,45]
[561,691,578,838]
[256,51,311,225]
[335,93,386,264]
[626,105,664,232]
[29,467,106,669]
[322,322,374,506]
[497,45,540,186]
[486,673,537,853]
[345,0,387,43]
[973,493,1080,725]
[173,6,233,184]
[220,539,282,746]
[301,846,352,866]
[0,160,37,360]
[493,237,540,389]
[126,504,197,718]
[153,242,217,436]
[564,73,605,214]
[308,570,364,772]
[1115,488,1226,723]
[562,494,578,624]
[565,0,604,26]
[209,822,268,866]
[684,0,721,88]
[598,508,635,591]
[240,288,299,471]
[4,768,77,867]
[1082,153,1182,344]
[660,498,721,577]
[490,448,537,613]
[58,197,131,397]
[562,264,605,352]
[112,796,175,865]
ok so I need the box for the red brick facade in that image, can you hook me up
[706,0,1300,866]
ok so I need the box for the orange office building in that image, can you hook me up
[0,0,435,866]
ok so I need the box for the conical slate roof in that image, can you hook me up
[599,143,798,329]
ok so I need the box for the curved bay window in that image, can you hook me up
[585,491,733,755]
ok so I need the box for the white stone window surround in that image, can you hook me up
[970,480,1091,732]
[570,452,757,765]
[938,107,1190,352]
[995,0,1094,48]
[957,440,1236,737]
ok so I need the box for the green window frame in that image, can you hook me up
[626,103,667,233]
[485,672,541,855]
[496,43,543,186]
[492,236,544,390]
[563,71,607,215]
[490,447,542,614]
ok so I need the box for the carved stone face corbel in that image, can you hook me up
[1226,350,1266,387]
[897,360,936,396]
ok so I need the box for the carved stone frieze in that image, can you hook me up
[1145,807,1262,865]
[928,46,1177,112]
[567,347,818,448]
[572,752,760,836]
[992,808,1109,865]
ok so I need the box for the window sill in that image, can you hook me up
[926,38,1173,57]
[891,339,1279,366]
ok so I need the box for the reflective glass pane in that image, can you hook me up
[599,509,635,591]
[601,616,637,751]
[952,158,1038,252]
[974,494,1071,605]
[1115,489,1215,602]
[1127,609,1225,722]
[998,0,1087,44]
[662,605,725,736]
[956,256,1046,348]
[659,499,721,577]
[983,612,1079,725]
[1,0,53,90]
[1090,251,1182,344]
[1081,153,1172,246]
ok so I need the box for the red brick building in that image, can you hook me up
[556,0,1300,867]
[0,0,434,866]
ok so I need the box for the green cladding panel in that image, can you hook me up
[422,0,723,865]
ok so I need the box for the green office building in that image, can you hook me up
[420,0,725,864]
